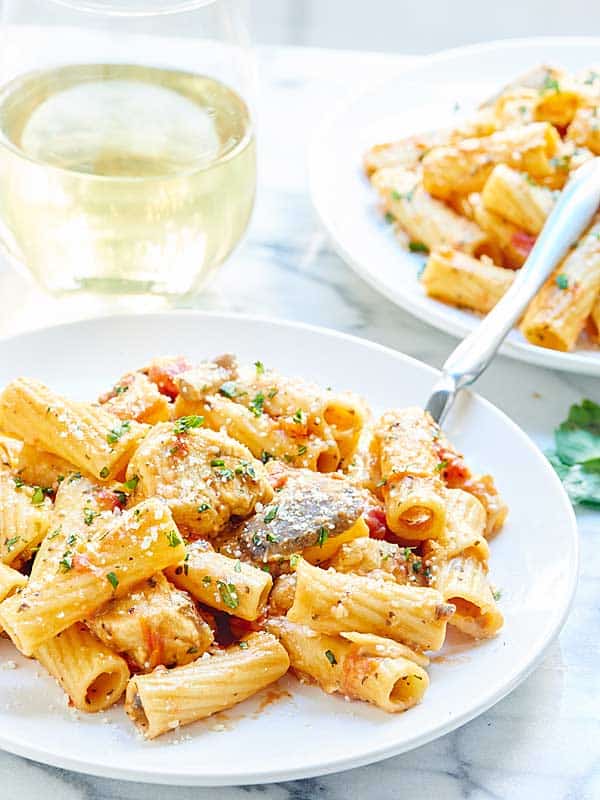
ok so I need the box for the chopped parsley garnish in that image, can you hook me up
[384,211,395,224]
[183,553,190,576]
[254,360,265,375]
[107,420,131,445]
[289,553,300,568]
[267,388,278,399]
[234,560,242,573]
[261,450,274,464]
[173,415,204,434]
[235,460,256,480]
[5,536,19,553]
[261,564,271,573]
[215,467,234,481]
[249,392,265,417]
[59,551,74,572]
[217,580,239,609]
[297,445,307,456]
[412,560,422,574]
[123,475,139,491]
[238,640,249,649]
[264,505,279,524]
[409,241,429,254]
[211,458,225,467]
[391,186,416,202]
[376,477,387,487]
[99,467,110,479]
[166,530,183,547]
[69,472,82,483]
[114,384,129,395]
[403,547,415,559]
[13,477,25,489]
[202,575,212,586]
[106,571,119,590]
[292,408,306,425]
[266,531,280,543]
[434,460,448,472]
[83,508,99,526]
[252,533,262,547]
[66,533,78,546]
[324,649,337,666]
[198,503,210,513]
[317,527,329,547]
[541,75,560,93]
[493,589,502,601]
[47,526,62,540]
[556,273,569,290]
[187,646,199,655]
[219,381,237,399]
[31,486,46,505]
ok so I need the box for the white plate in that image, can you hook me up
[0,312,578,785]
[309,37,600,376]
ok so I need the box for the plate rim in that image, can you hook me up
[308,35,600,377]
[0,310,580,785]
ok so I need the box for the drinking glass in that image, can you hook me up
[0,0,256,296]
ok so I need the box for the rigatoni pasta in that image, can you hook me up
[366,62,600,356]
[0,356,507,738]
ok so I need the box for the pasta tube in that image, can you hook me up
[35,623,130,712]
[268,618,429,713]
[521,219,600,351]
[0,467,51,565]
[373,407,446,540]
[364,131,447,176]
[482,164,556,235]
[0,561,27,601]
[126,423,273,536]
[0,378,147,481]
[433,556,503,639]
[329,536,422,583]
[287,559,454,651]
[421,247,515,314]
[0,435,22,469]
[470,193,535,269]
[87,572,214,671]
[15,444,81,489]
[166,541,272,622]
[422,123,559,199]
[567,106,600,155]
[371,167,490,257]
[302,516,369,565]
[0,498,185,655]
[125,631,290,738]
[534,71,585,127]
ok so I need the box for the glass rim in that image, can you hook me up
[47,0,217,16]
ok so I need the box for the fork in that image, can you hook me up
[426,157,600,425]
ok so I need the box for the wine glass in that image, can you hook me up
[0,0,256,297]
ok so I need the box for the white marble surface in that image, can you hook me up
[0,45,598,800]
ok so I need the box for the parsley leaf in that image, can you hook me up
[556,273,569,290]
[317,527,329,547]
[254,360,265,375]
[409,241,429,254]
[123,475,139,491]
[264,505,279,523]
[173,415,204,434]
[547,399,600,506]
[217,580,239,609]
[249,392,265,417]
[325,649,337,666]
[107,420,131,445]
[106,571,119,590]
[219,381,237,399]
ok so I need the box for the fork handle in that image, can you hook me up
[426,157,600,426]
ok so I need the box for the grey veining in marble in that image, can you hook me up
[0,45,599,800]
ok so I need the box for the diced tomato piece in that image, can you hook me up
[95,488,127,511]
[511,230,536,260]
[436,445,470,486]
[146,356,192,400]
[364,507,388,540]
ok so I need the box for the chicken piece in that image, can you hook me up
[88,573,213,672]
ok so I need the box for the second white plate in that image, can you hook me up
[309,36,600,376]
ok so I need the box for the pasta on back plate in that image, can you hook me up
[0,354,506,738]
[365,63,600,355]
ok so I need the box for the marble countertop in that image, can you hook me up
[0,45,598,800]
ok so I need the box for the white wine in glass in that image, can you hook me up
[0,1,256,297]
